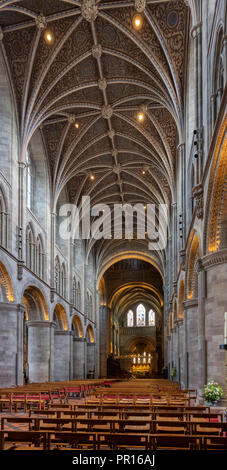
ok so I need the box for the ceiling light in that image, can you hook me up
[90,174,95,181]
[133,14,143,30]
[142,170,146,175]
[44,30,54,44]
[137,111,145,122]
[75,122,79,129]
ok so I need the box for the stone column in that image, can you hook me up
[178,143,186,245]
[54,330,72,381]
[0,303,24,387]
[73,337,86,379]
[210,94,216,133]
[197,251,227,393]
[87,342,96,378]
[191,22,203,180]
[196,262,207,391]
[222,35,227,87]
[50,212,56,302]
[100,305,108,377]
[17,162,26,280]
[27,321,55,383]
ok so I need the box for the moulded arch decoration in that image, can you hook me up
[205,116,227,253]
[22,285,49,321]
[72,314,84,338]
[178,279,185,319]
[187,233,200,300]
[86,324,95,343]
[0,261,14,302]
[53,303,68,331]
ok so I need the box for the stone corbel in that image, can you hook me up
[192,183,203,219]
[180,249,186,271]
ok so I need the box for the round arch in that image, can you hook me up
[204,115,227,253]
[53,303,68,331]
[72,314,84,338]
[22,285,49,321]
[0,261,14,302]
[97,252,164,289]
[86,324,95,343]
[178,280,185,320]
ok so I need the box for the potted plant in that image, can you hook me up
[203,380,224,406]
[171,367,177,380]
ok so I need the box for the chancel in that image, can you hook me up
[0,0,227,452]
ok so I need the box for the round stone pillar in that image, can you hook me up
[54,330,72,381]
[73,337,86,379]
[27,321,55,383]
[87,342,96,378]
[0,303,24,387]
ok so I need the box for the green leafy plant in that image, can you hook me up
[171,367,177,378]
[203,380,224,403]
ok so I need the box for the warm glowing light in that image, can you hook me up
[75,122,79,129]
[133,14,143,30]
[137,112,145,122]
[90,174,95,181]
[45,31,53,44]
[142,170,146,175]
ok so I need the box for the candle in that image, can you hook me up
[224,312,227,345]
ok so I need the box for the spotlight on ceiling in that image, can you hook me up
[90,173,95,181]
[137,111,145,123]
[75,122,79,129]
[133,14,143,30]
[44,30,54,44]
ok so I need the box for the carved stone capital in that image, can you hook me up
[180,249,186,271]
[101,104,113,119]
[183,298,198,309]
[35,14,47,30]
[135,0,146,13]
[196,249,227,271]
[81,0,98,22]
[192,183,203,219]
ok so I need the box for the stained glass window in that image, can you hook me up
[136,304,146,326]
[127,310,134,327]
[149,309,155,326]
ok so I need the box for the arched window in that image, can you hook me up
[127,310,134,327]
[73,277,77,306]
[36,235,44,279]
[55,257,60,294]
[0,188,8,248]
[136,304,145,326]
[26,224,35,271]
[148,309,155,326]
[26,149,34,211]
[61,263,66,297]
[77,282,81,311]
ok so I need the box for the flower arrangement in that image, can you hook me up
[203,380,224,404]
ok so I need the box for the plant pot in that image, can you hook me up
[205,400,219,407]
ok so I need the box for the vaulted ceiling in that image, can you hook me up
[0,0,189,265]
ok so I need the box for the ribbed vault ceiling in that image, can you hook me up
[0,0,189,263]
